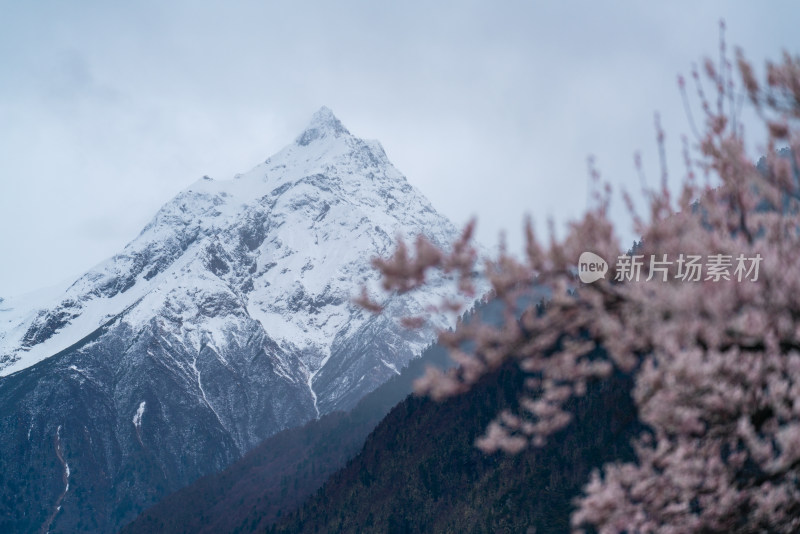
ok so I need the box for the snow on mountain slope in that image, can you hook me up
[0,107,463,533]
[0,107,457,384]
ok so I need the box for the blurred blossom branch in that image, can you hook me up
[361,23,800,533]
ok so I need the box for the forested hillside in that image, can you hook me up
[274,353,641,533]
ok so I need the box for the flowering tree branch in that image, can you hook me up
[361,26,800,533]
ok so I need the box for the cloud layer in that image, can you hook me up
[1,1,798,295]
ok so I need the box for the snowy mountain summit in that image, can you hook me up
[296,105,350,144]
[0,108,460,533]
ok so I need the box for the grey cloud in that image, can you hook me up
[1,1,799,295]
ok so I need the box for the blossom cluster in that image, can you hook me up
[363,28,800,533]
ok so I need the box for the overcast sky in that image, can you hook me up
[1,1,799,296]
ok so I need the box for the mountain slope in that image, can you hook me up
[0,107,460,533]
[120,340,453,534]
[273,356,641,534]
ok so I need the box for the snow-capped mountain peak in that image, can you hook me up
[0,108,463,532]
[295,105,351,146]
[0,107,459,413]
